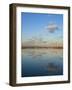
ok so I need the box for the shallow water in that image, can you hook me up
[21,48,63,77]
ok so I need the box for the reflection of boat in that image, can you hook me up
[47,63,58,71]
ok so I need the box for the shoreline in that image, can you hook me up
[22,47,63,49]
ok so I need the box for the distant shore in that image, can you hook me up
[22,46,63,49]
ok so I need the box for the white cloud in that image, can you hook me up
[45,22,59,33]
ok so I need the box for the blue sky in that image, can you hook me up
[21,12,63,44]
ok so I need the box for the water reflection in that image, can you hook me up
[21,48,63,77]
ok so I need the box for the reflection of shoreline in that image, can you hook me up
[22,48,63,60]
[22,46,63,49]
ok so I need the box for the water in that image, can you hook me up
[21,48,63,77]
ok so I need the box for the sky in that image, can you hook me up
[21,12,63,44]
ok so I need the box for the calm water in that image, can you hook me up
[21,48,63,77]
